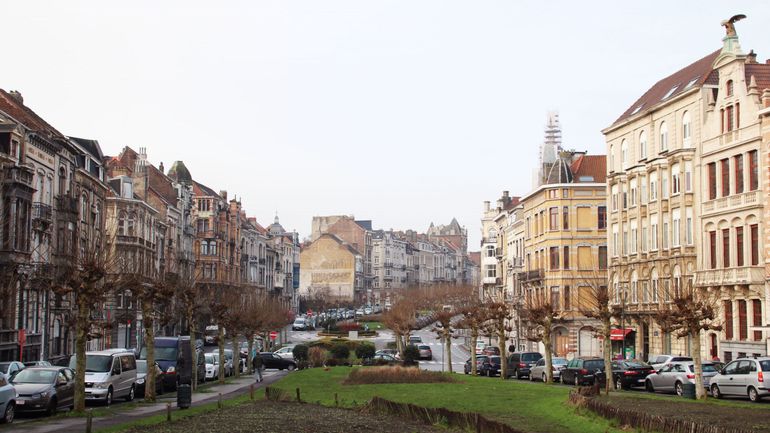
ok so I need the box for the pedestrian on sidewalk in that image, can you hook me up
[252,353,263,382]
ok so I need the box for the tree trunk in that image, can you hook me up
[498,325,507,380]
[232,336,240,379]
[445,333,453,373]
[543,324,553,384]
[470,328,478,376]
[692,330,706,399]
[143,305,156,402]
[218,324,225,384]
[73,297,90,413]
[602,319,613,395]
[247,338,254,374]
[188,319,198,390]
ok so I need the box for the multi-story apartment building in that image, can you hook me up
[299,233,364,302]
[603,20,770,361]
[480,191,518,301]
[371,230,408,303]
[311,215,373,294]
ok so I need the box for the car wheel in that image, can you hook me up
[645,380,655,393]
[711,384,722,399]
[1,402,13,424]
[574,375,580,387]
[615,376,624,390]
[287,364,296,371]
[749,387,761,402]
[126,385,135,402]
[46,398,58,416]
[542,373,547,383]
[105,388,113,406]
[675,382,683,397]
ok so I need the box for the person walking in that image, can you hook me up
[252,353,263,383]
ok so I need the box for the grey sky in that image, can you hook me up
[4,1,767,249]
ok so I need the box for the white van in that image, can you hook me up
[71,349,137,405]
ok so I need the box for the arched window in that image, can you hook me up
[659,121,668,152]
[638,131,647,160]
[682,111,691,143]
[58,167,67,196]
[621,139,628,167]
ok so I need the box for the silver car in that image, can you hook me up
[711,357,770,402]
[644,361,718,395]
[649,354,692,372]
[530,357,568,382]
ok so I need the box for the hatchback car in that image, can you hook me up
[417,345,432,360]
[258,352,297,371]
[375,349,400,360]
[409,335,423,345]
[604,360,654,390]
[11,367,75,415]
[506,352,543,379]
[273,346,296,360]
[204,353,219,381]
[711,357,770,402]
[0,362,24,379]
[365,353,401,366]
[464,355,488,375]
[135,360,164,396]
[23,361,52,368]
[562,357,605,386]
[645,361,720,395]
[0,373,16,423]
[649,354,692,372]
[530,357,568,382]
[480,356,502,377]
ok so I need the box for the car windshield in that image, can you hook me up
[419,345,430,350]
[671,357,692,362]
[760,361,770,371]
[11,369,56,384]
[205,354,215,363]
[140,347,178,361]
[584,360,604,369]
[136,360,147,374]
[522,353,541,362]
[490,356,501,364]
[621,361,648,368]
[70,355,112,372]
[476,356,488,362]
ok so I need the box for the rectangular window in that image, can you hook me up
[738,300,747,341]
[734,154,744,194]
[709,231,717,269]
[549,207,558,231]
[562,206,569,230]
[631,281,638,304]
[725,300,734,339]
[563,246,570,269]
[640,175,647,203]
[598,246,607,269]
[684,161,692,192]
[630,219,638,253]
[661,170,669,198]
[751,224,759,265]
[564,286,571,310]
[577,206,591,230]
[598,206,607,229]
[651,215,658,250]
[721,158,730,197]
[708,162,717,200]
[671,164,680,194]
[622,229,628,255]
[726,105,734,132]
[612,224,619,256]
[722,229,730,268]
[551,287,560,310]
[749,150,758,191]
[650,172,658,201]
[662,216,669,249]
[736,226,744,267]
[578,246,592,269]
[672,209,680,247]
[641,225,648,252]
[685,208,693,245]
[549,246,559,270]
[754,300,763,341]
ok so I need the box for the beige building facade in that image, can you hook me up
[299,233,363,302]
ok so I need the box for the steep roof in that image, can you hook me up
[612,50,721,126]
[468,252,481,266]
[746,63,770,91]
[167,161,193,185]
[570,154,607,183]
[68,136,104,160]
[193,180,219,198]
[0,89,64,138]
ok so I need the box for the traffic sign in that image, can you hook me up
[269,331,278,340]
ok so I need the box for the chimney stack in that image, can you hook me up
[503,190,509,198]
[8,90,23,104]
[220,190,227,200]
[159,161,164,174]
[483,201,490,212]
[746,50,758,64]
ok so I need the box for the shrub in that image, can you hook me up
[338,322,361,332]
[292,344,309,362]
[330,343,350,360]
[403,344,420,364]
[344,366,456,385]
[308,346,327,368]
[355,343,375,360]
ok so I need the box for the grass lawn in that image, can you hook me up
[267,367,630,433]
[362,321,385,330]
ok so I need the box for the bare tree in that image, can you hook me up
[382,298,416,356]
[176,273,208,390]
[482,302,513,380]
[654,281,721,400]
[576,271,620,395]
[457,303,490,376]
[432,310,457,372]
[133,273,175,402]
[522,289,564,384]
[209,286,242,384]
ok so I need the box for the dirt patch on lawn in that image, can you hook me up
[600,394,770,432]
[123,400,462,433]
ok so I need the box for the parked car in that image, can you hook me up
[355,309,364,317]
[480,356,502,377]
[506,352,543,379]
[11,367,75,415]
[711,357,770,402]
[417,345,432,360]
[649,354,692,372]
[258,352,297,371]
[464,355,488,375]
[409,335,423,345]
[364,353,401,366]
[530,357,568,382]
[140,336,203,390]
[23,361,52,368]
[603,360,654,390]
[475,340,486,355]
[364,307,373,315]
[482,346,500,357]
[0,362,24,379]
[645,361,720,395]
[274,346,295,360]
[135,360,164,396]
[375,349,400,360]
[292,318,308,331]
[0,373,16,423]
[561,357,605,386]
[204,353,219,381]
[70,349,137,405]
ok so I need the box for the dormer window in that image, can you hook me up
[685,77,698,89]
[122,178,133,199]
[662,85,679,100]
[630,104,644,115]
[726,80,734,97]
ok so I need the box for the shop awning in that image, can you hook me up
[610,328,634,341]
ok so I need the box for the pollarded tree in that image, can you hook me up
[382,298,417,356]
[654,281,721,400]
[482,302,513,380]
[522,288,564,384]
[176,272,208,390]
[209,286,243,384]
[457,302,490,376]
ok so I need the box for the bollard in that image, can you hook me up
[296,387,301,402]
[264,386,270,400]
[334,393,338,407]
[166,402,172,422]
[218,392,223,409]
[85,410,93,433]
[250,384,254,401]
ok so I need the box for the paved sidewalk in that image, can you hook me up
[11,371,287,433]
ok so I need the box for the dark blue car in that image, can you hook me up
[140,337,205,390]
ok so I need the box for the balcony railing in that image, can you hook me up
[32,202,53,223]
[519,269,545,283]
[55,195,78,213]
[694,266,764,287]
[702,190,759,213]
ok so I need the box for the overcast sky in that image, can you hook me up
[4,1,768,248]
